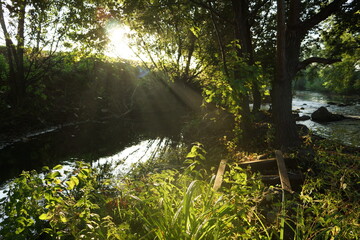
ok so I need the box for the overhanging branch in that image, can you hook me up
[249,0,270,26]
[301,0,346,35]
[190,0,234,25]
[297,57,341,71]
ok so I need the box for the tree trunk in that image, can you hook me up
[273,0,300,149]
[252,81,261,112]
[16,1,26,104]
[0,1,26,106]
[0,2,17,104]
[184,30,196,80]
[232,0,262,114]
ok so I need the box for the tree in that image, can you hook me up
[116,0,356,148]
[272,0,350,148]
[0,0,113,106]
[119,0,271,139]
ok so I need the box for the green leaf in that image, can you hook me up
[15,227,25,234]
[66,176,79,190]
[42,166,50,171]
[60,215,67,223]
[46,171,61,180]
[39,213,52,221]
[53,165,63,170]
[186,152,197,158]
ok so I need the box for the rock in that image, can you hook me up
[292,112,300,119]
[253,111,270,122]
[296,115,310,121]
[297,124,310,136]
[327,101,337,105]
[311,106,345,122]
[338,103,353,107]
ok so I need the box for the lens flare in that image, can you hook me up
[105,24,135,59]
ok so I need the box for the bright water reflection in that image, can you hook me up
[93,137,172,176]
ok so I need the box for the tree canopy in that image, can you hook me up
[1,0,358,148]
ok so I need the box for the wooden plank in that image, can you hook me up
[239,158,276,165]
[275,150,293,193]
[213,159,227,191]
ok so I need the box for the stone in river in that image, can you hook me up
[311,106,345,122]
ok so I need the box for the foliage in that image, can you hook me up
[1,140,360,239]
[0,54,9,106]
[0,0,119,104]
[0,162,131,239]
[295,16,360,94]
[120,0,204,84]
[321,51,360,94]
[0,148,269,239]
[0,54,8,82]
[291,140,360,239]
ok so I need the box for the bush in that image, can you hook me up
[1,142,359,239]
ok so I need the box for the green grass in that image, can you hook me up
[0,140,359,239]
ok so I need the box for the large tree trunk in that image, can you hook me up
[272,0,346,149]
[273,0,300,149]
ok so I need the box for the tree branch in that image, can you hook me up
[297,57,341,71]
[301,0,346,35]
[249,0,270,26]
[189,0,234,25]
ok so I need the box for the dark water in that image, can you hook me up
[293,91,360,147]
[0,112,188,188]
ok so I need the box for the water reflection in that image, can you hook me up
[0,112,187,186]
[93,137,172,176]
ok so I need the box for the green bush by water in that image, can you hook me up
[0,142,359,239]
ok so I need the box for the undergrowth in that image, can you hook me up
[0,140,359,239]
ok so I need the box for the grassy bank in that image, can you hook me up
[1,131,359,239]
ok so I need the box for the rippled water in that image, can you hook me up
[293,91,360,147]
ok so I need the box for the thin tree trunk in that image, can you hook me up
[208,0,229,77]
[231,0,255,135]
[16,1,26,103]
[0,1,18,104]
[184,30,196,79]
[252,81,261,112]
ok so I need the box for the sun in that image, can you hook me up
[105,25,136,59]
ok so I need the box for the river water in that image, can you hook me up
[293,91,360,147]
[0,110,190,200]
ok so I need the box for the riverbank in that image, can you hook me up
[1,121,359,239]
[1,88,359,238]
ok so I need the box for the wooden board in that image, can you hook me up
[239,158,276,165]
[275,150,293,193]
[213,159,227,191]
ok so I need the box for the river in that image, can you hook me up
[293,91,360,147]
[0,110,190,197]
